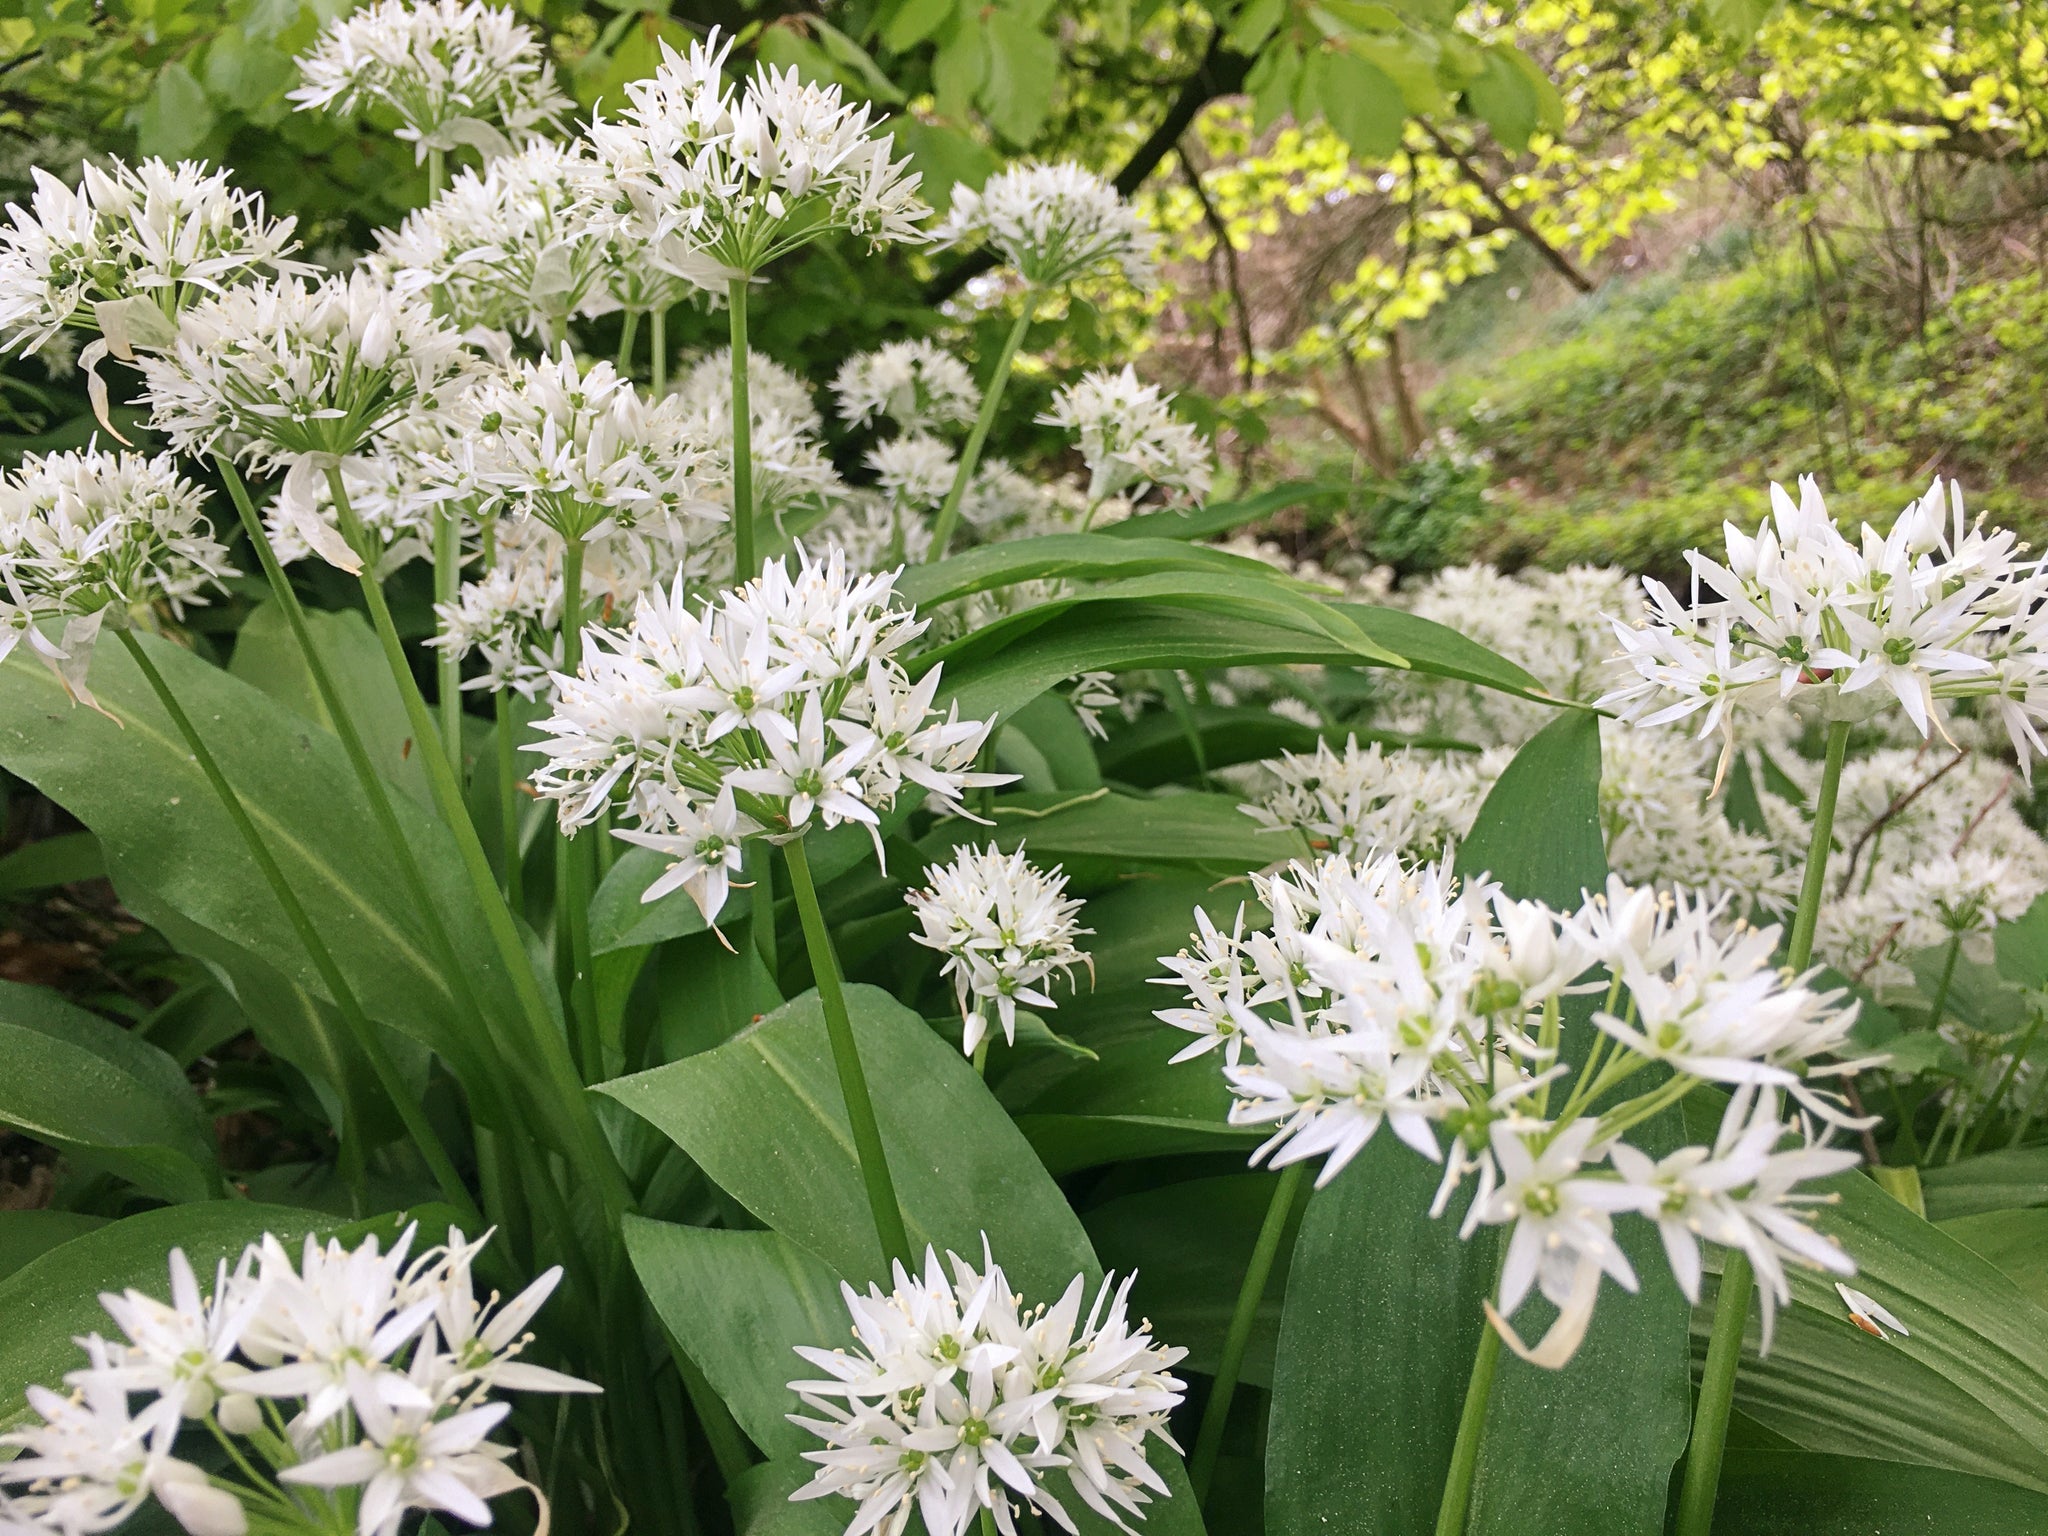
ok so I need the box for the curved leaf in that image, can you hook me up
[1102,483,1346,543]
[0,979,217,1202]
[598,984,1098,1294]
[894,533,1321,610]
[0,638,530,1090]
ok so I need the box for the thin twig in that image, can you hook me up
[1836,746,1966,896]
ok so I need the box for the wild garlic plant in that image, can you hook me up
[0,1226,590,1536]
[1151,850,1867,1508]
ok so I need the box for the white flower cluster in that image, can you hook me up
[265,410,462,574]
[1039,367,1213,507]
[1237,736,1497,863]
[936,162,1155,291]
[907,843,1092,1055]
[289,0,571,159]
[373,140,613,342]
[0,1225,592,1536]
[137,272,471,566]
[588,30,928,285]
[789,1241,1185,1536]
[1602,476,2048,776]
[1599,727,1799,915]
[530,548,1007,916]
[444,346,724,546]
[1153,854,1869,1359]
[833,340,979,434]
[0,157,310,358]
[868,435,958,511]
[0,447,234,696]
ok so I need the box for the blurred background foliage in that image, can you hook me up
[0,0,2044,584]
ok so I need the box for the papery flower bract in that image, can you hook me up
[833,339,978,434]
[936,162,1155,291]
[788,1240,1185,1536]
[907,842,1091,1055]
[1039,367,1212,506]
[289,0,570,160]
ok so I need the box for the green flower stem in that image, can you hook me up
[433,507,464,772]
[1674,714,1853,1536]
[728,278,755,583]
[616,309,641,376]
[784,835,912,1274]
[214,460,528,1139]
[1189,1158,1308,1503]
[556,537,600,1073]
[495,688,525,912]
[1925,932,1962,1036]
[651,304,669,398]
[322,469,633,1224]
[1434,1314,1504,1536]
[427,147,445,204]
[926,295,1038,563]
[115,626,477,1222]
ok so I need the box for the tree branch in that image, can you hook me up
[1177,140,1255,389]
[1420,121,1596,294]
[922,33,1252,306]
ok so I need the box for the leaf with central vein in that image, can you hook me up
[0,638,523,1077]
[598,984,1097,1296]
[893,532,1324,609]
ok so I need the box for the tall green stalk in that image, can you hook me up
[784,835,911,1273]
[728,280,754,583]
[555,536,600,1073]
[433,507,464,771]
[926,296,1037,563]
[426,147,446,204]
[495,688,525,912]
[1189,1159,1307,1502]
[322,468,632,1222]
[650,304,669,398]
[1434,1322,1503,1536]
[114,626,476,1222]
[1674,716,1852,1536]
[616,309,641,376]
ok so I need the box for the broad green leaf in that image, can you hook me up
[0,638,536,1091]
[1083,1173,1301,1386]
[1940,1208,2048,1311]
[654,933,783,1062]
[1713,1450,2048,1533]
[1268,1140,1501,1534]
[1921,1146,2048,1221]
[1463,44,1540,151]
[894,533,1322,611]
[1316,48,1406,157]
[137,62,216,161]
[931,599,1533,726]
[1097,708,1471,788]
[1701,1154,2048,1493]
[1098,483,1348,543]
[1995,893,2048,986]
[978,10,1057,144]
[0,979,218,1202]
[921,789,1309,883]
[880,0,953,52]
[1454,710,1605,909]
[229,600,432,810]
[598,984,1098,1293]
[623,1218,841,1458]
[0,1211,106,1283]
[0,830,102,894]
[0,1202,347,1426]
[1703,0,1779,39]
[730,1458,845,1536]
[1003,693,1101,791]
[590,845,721,955]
